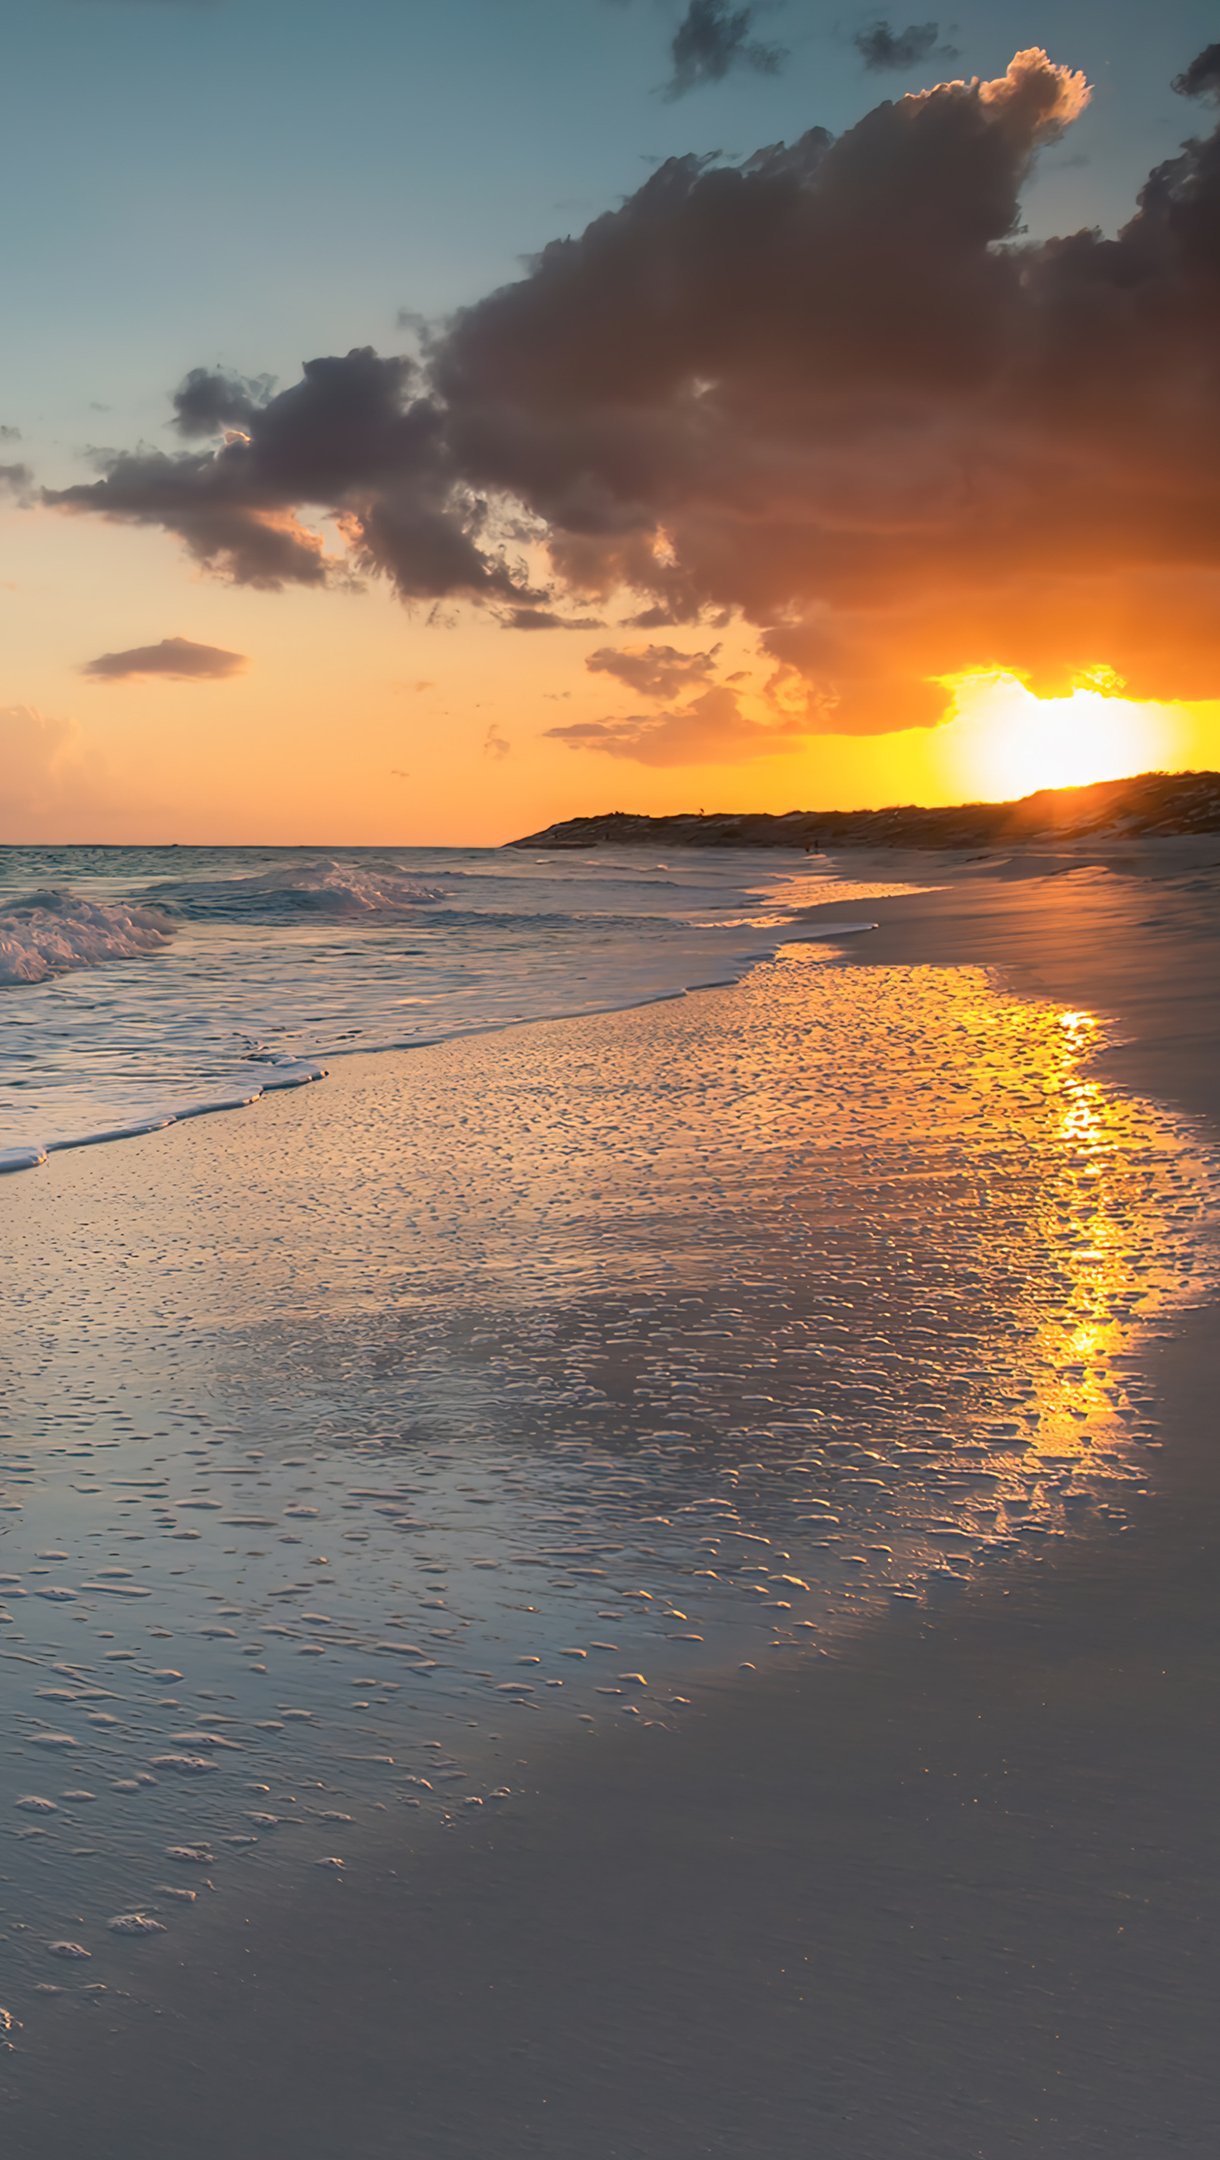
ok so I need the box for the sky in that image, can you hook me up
[2,0,1218,843]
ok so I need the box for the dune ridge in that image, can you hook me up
[512,768,1220,853]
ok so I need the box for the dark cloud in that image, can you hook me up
[586,642,720,698]
[483,722,512,760]
[352,488,528,602]
[48,348,538,601]
[546,685,803,765]
[1173,45,1220,102]
[0,463,34,500]
[665,1,788,101]
[172,366,275,438]
[853,21,946,73]
[0,424,21,442]
[624,600,704,629]
[438,44,1220,730]
[46,48,1220,738]
[500,606,604,629]
[51,442,330,587]
[81,635,248,682]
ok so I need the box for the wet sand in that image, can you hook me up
[4,841,1219,2159]
[818,835,1220,1127]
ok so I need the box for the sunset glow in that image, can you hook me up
[940,674,1180,806]
[2,19,1217,837]
[4,10,1220,2144]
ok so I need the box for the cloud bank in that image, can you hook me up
[45,47,1220,742]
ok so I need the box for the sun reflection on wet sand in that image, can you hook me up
[984,1001,1206,1461]
[0,946,1215,2009]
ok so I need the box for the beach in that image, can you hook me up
[1,841,1218,2159]
[6,7,1219,2145]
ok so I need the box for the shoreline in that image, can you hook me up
[0,849,886,1178]
[9,829,1212,1183]
[3,843,1219,2157]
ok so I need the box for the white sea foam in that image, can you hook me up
[0,846,905,1175]
[0,1065,329,1176]
[0,1144,49,1174]
[0,890,174,986]
[150,858,444,919]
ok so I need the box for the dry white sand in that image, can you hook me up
[3,839,1219,2159]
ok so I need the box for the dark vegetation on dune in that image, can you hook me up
[510,770,1220,852]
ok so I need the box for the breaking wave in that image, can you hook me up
[148,858,445,921]
[0,890,175,986]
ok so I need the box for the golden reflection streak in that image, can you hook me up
[1019,1006,1155,1458]
[761,954,1206,1491]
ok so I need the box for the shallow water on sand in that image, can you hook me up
[0,844,893,1164]
[0,948,1216,2026]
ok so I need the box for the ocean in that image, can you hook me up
[0,843,880,1171]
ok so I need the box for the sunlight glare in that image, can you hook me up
[940,672,1179,802]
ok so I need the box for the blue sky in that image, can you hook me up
[6,0,1214,473]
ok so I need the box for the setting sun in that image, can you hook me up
[940,672,1179,803]
[5,11,1220,2150]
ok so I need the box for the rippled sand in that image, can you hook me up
[0,931,1214,2051]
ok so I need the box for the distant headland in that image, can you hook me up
[510,770,1220,853]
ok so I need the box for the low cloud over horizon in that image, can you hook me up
[0,704,114,835]
[546,682,805,766]
[81,635,248,682]
[41,43,1220,754]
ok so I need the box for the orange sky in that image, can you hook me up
[5,29,1220,846]
[2,496,1215,844]
[0,490,1213,846]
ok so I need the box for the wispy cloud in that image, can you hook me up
[0,707,113,838]
[665,0,788,100]
[547,684,804,765]
[852,20,953,73]
[586,642,720,699]
[500,606,604,630]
